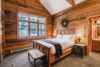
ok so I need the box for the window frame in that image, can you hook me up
[17,12,46,39]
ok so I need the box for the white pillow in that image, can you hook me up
[63,35,75,41]
[57,35,63,39]
[62,35,70,41]
[69,35,75,41]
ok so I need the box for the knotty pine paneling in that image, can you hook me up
[0,0,3,62]
[4,0,53,52]
[53,0,100,53]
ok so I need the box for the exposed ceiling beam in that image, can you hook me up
[66,0,75,6]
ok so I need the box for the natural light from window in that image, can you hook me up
[18,13,46,38]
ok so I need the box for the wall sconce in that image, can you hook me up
[76,28,84,43]
[77,34,81,42]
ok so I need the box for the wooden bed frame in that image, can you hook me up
[33,41,73,67]
[33,29,74,67]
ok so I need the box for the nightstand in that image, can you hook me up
[73,44,86,58]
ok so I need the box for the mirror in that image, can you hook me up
[96,20,100,37]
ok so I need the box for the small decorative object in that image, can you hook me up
[78,37,81,42]
[61,19,68,27]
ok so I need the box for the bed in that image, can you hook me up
[33,34,75,67]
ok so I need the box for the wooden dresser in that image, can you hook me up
[93,40,100,51]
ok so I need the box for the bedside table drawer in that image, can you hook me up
[73,44,85,58]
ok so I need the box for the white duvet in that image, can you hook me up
[35,37,75,55]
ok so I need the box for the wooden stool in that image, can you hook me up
[28,49,45,67]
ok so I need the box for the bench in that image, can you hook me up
[28,49,45,67]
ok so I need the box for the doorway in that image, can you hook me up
[89,16,100,52]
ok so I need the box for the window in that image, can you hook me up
[30,23,37,36]
[30,16,38,22]
[19,13,28,21]
[39,18,46,23]
[19,21,29,37]
[39,17,46,36]
[18,13,46,38]
[39,24,45,36]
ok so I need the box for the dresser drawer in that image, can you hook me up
[93,40,100,51]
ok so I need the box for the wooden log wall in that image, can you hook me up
[3,0,53,53]
[53,0,100,52]
[0,0,2,61]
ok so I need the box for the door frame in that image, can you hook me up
[87,14,100,54]
[0,0,5,62]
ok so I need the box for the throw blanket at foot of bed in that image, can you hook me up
[41,40,62,57]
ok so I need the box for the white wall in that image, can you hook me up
[39,0,84,15]
[39,0,71,15]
